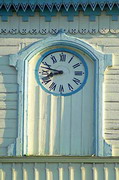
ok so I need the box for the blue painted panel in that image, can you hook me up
[40,9,57,22]
[17,9,34,21]
[61,7,79,21]
[0,9,13,21]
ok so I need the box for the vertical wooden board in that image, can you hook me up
[28,63,39,154]
[106,164,115,180]
[81,58,94,155]
[0,19,9,34]
[59,14,68,33]
[84,164,93,180]
[95,164,104,180]
[109,18,119,34]
[70,164,81,180]
[99,12,109,34]
[49,16,59,34]
[69,16,79,34]
[0,163,4,180]
[49,96,61,155]
[79,12,88,34]
[23,163,34,180]
[9,13,19,34]
[89,17,98,34]
[60,96,71,155]
[46,163,59,180]
[0,56,9,65]
[13,163,23,180]
[19,17,29,34]
[29,13,39,34]
[37,163,46,180]
[59,163,69,180]
[71,92,82,155]
[39,16,49,34]
[3,164,12,180]
[38,89,51,155]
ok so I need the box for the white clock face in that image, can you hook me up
[35,48,88,96]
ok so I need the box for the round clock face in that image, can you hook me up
[35,48,88,96]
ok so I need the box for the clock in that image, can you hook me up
[35,48,88,96]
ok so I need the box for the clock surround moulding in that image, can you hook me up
[8,32,112,156]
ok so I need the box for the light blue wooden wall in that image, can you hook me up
[0,56,17,155]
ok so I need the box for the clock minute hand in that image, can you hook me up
[41,66,63,73]
[42,71,63,81]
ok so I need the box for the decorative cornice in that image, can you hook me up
[0,1,119,12]
[0,156,119,163]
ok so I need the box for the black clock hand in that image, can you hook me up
[42,71,63,80]
[41,66,63,73]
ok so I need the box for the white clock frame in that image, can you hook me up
[8,32,112,156]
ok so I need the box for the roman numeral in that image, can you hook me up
[68,83,74,91]
[42,62,51,68]
[50,55,57,64]
[49,82,57,91]
[68,56,74,63]
[39,70,49,75]
[59,85,64,93]
[42,79,51,85]
[73,63,80,69]
[74,71,83,76]
[73,78,80,85]
[59,52,66,61]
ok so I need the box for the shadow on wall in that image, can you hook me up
[0,55,18,156]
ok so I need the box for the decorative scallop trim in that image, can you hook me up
[0,2,119,12]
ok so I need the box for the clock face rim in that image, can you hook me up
[35,48,88,96]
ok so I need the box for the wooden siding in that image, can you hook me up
[104,66,119,155]
[0,56,17,156]
[0,157,118,180]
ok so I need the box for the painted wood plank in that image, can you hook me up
[105,69,119,75]
[0,56,9,65]
[95,164,104,180]
[0,84,17,93]
[0,110,17,119]
[0,101,17,110]
[0,66,17,75]
[105,133,119,139]
[0,128,17,138]
[105,103,119,111]
[0,18,9,34]
[59,14,68,33]
[105,93,119,102]
[37,164,46,180]
[0,138,16,147]
[49,16,59,34]
[106,164,115,180]
[29,12,39,34]
[0,93,17,101]
[12,163,23,180]
[69,16,78,34]
[105,122,119,130]
[39,16,49,34]
[2,164,12,180]
[46,163,59,180]
[19,17,29,34]
[49,96,61,155]
[84,164,93,180]
[110,18,119,34]
[105,111,119,120]
[9,14,19,34]
[38,88,51,155]
[105,75,119,80]
[60,96,71,155]
[99,12,109,34]
[23,164,34,180]
[0,75,17,84]
[104,79,119,84]
[81,58,94,155]
[89,16,98,34]
[0,120,16,128]
[71,91,82,155]
[0,148,7,156]
[104,84,119,93]
[79,12,88,34]
[0,46,19,56]
[59,164,69,180]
